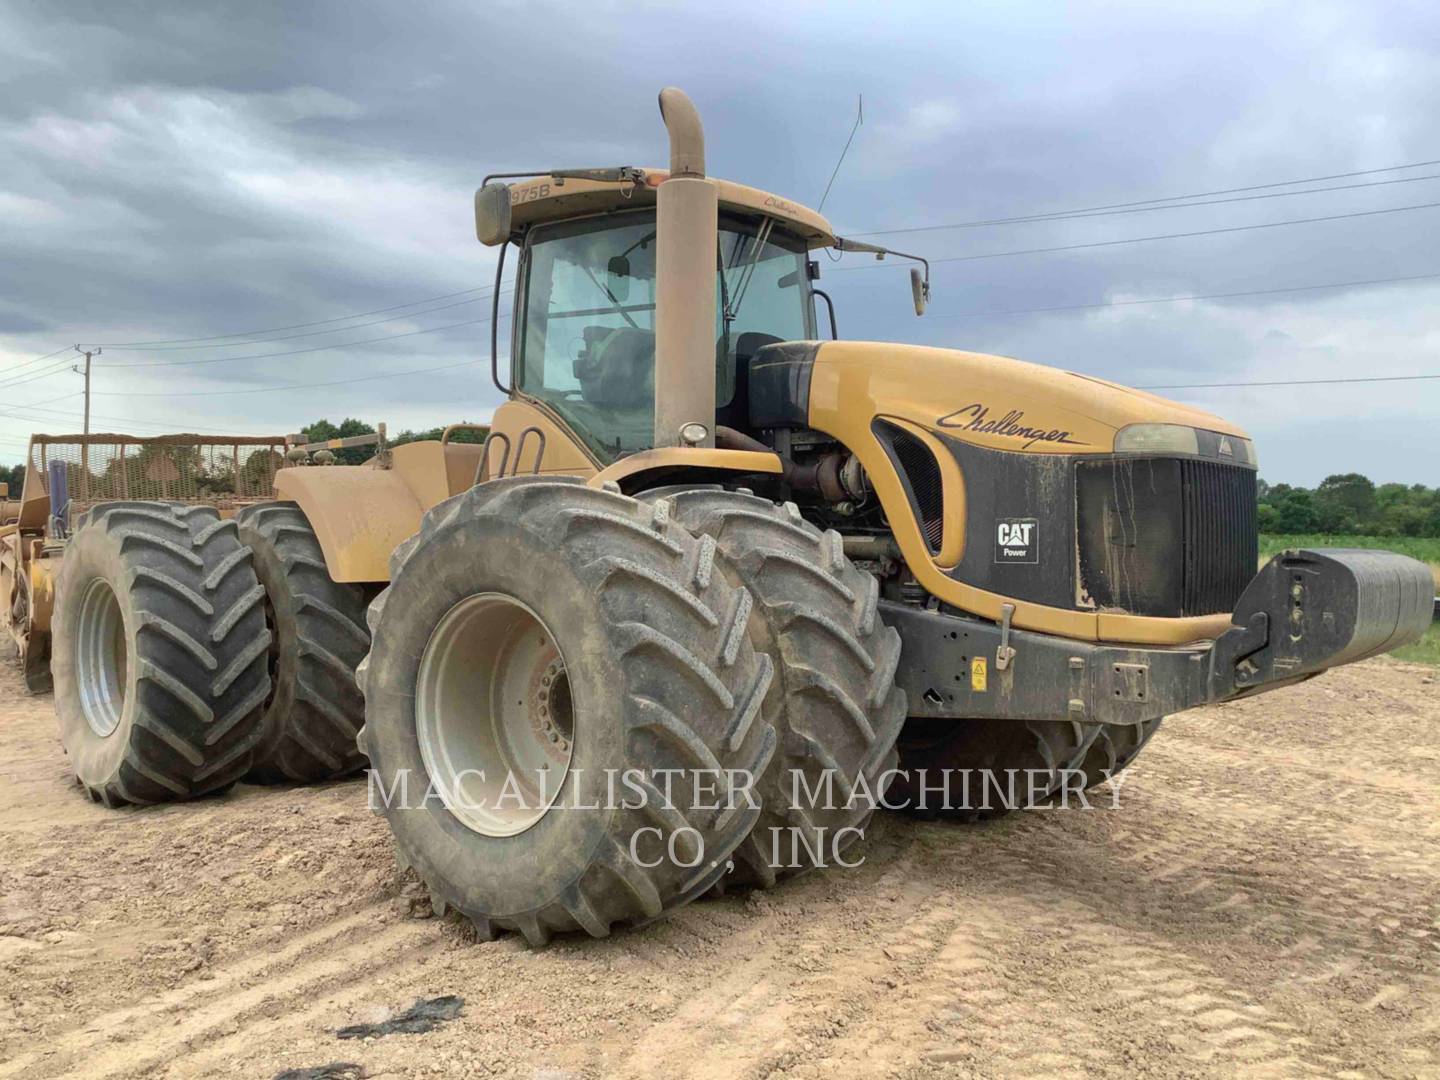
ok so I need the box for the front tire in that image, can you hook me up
[660,489,907,887]
[51,503,271,805]
[357,477,778,945]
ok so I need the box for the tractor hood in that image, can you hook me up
[797,340,1249,454]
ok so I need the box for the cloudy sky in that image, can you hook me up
[2,0,1437,484]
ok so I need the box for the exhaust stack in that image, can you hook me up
[653,88,718,449]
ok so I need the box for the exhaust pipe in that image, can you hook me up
[653,88,718,449]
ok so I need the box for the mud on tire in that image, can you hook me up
[51,503,271,805]
[237,503,369,783]
[659,489,907,887]
[357,477,777,945]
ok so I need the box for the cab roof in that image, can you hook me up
[499,169,836,247]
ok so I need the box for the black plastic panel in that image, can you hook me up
[873,420,945,553]
[747,341,819,428]
[938,435,1077,609]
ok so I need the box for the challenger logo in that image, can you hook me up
[937,403,1083,449]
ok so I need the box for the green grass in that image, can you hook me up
[1259,533,1440,565]
[1392,622,1440,667]
[1261,533,1439,666]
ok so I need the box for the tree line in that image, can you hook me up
[296,417,488,465]
[1259,474,1439,537]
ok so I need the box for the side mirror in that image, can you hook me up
[606,255,632,301]
[910,267,928,316]
[0,482,8,498]
[474,182,513,246]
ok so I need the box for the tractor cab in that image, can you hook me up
[513,206,816,462]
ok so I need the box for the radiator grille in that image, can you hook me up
[874,420,945,553]
[1076,457,1257,617]
[1181,459,1257,615]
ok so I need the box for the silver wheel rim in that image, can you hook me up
[416,593,575,837]
[76,578,128,738]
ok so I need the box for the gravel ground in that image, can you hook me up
[0,654,1436,1079]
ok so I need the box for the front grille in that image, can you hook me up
[874,420,945,553]
[1181,459,1257,616]
[1076,457,1256,617]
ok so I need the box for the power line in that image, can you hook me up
[96,293,497,351]
[0,391,82,419]
[832,200,1440,268]
[2,351,74,380]
[849,157,1440,235]
[1138,373,1440,390]
[0,396,279,435]
[84,284,496,348]
[95,358,481,397]
[0,356,78,392]
[853,171,1440,236]
[928,270,1440,321]
[98,310,508,370]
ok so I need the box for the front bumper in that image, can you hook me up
[885,548,1435,726]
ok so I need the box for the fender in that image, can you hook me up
[273,466,424,583]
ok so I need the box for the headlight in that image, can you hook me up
[1114,423,1199,456]
[1227,436,1258,468]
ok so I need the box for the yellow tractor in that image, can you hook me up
[45,88,1432,945]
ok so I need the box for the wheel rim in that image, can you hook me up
[416,593,574,837]
[76,578,128,738]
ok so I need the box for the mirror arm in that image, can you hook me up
[831,235,931,301]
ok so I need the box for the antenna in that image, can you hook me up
[818,94,863,212]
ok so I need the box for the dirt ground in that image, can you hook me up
[1,656,1436,1079]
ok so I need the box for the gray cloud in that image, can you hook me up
[1,0,1437,482]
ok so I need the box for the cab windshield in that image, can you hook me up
[515,209,813,462]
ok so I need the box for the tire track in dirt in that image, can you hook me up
[2,656,1437,1076]
[0,909,441,1079]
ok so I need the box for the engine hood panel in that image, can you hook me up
[806,340,1248,453]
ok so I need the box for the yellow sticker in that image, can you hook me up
[970,656,988,692]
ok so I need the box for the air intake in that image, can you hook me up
[873,420,945,554]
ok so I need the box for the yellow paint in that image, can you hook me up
[806,340,1250,646]
[504,170,836,247]
[274,465,426,584]
[970,656,988,692]
[485,399,599,481]
[592,447,783,489]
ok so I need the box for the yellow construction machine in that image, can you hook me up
[42,88,1433,944]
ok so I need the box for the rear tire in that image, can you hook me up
[357,477,777,944]
[889,717,1100,821]
[659,489,907,888]
[51,503,271,805]
[237,503,369,783]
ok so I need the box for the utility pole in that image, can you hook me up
[73,346,99,436]
[73,346,99,504]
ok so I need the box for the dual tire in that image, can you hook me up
[358,479,907,943]
[51,500,370,806]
